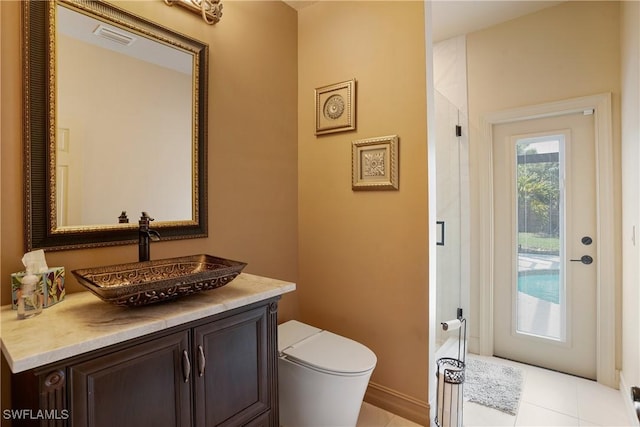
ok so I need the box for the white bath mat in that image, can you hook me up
[463,358,523,415]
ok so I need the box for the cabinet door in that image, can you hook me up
[69,331,191,427]
[193,306,269,427]
[244,411,270,427]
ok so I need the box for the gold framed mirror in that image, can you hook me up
[23,0,208,251]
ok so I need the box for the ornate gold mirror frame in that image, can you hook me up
[23,0,208,251]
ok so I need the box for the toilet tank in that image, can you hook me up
[278,320,322,352]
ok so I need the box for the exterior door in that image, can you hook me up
[492,112,597,379]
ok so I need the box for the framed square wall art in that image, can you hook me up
[315,79,356,135]
[352,135,399,191]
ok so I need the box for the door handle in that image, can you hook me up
[197,345,206,377]
[570,255,593,265]
[182,350,191,383]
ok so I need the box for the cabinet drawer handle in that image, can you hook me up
[198,345,206,377]
[182,350,191,383]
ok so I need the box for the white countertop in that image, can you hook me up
[1,273,295,373]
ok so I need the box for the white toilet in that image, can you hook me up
[277,320,377,427]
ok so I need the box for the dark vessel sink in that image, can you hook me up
[72,254,247,307]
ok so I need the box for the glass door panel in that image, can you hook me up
[514,135,565,341]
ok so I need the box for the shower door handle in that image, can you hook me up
[570,255,593,265]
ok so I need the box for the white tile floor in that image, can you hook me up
[357,354,634,427]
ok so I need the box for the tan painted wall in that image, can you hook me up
[297,2,429,423]
[0,0,7,420]
[466,1,622,357]
[1,0,298,418]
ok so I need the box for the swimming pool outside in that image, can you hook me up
[517,253,562,340]
[518,253,560,272]
[518,270,560,304]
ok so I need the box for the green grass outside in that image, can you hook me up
[518,232,560,252]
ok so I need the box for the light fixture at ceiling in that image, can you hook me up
[164,0,222,25]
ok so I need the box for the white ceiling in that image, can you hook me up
[57,4,192,75]
[284,1,564,42]
[430,1,564,42]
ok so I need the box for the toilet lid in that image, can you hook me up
[281,330,377,375]
[278,320,322,352]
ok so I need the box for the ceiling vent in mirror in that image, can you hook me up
[92,25,136,46]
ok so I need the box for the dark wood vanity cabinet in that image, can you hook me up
[11,298,280,427]
[69,330,192,427]
[193,306,271,426]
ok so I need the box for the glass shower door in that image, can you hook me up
[435,90,468,353]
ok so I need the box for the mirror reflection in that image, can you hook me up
[56,4,194,227]
[23,0,208,251]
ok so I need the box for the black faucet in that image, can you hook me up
[139,212,160,262]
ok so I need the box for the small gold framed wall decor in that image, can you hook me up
[352,135,399,191]
[315,79,356,135]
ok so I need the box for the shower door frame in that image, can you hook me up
[476,93,616,387]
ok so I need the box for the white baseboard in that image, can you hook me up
[620,372,640,426]
[364,381,430,426]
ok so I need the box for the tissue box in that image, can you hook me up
[11,267,65,309]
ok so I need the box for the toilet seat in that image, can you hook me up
[278,320,377,376]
